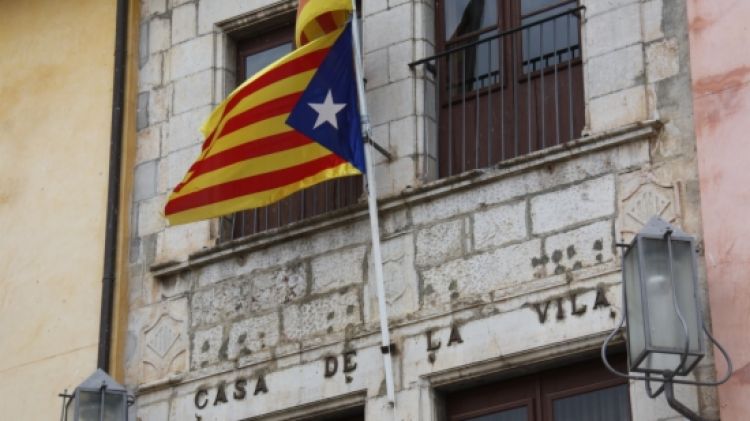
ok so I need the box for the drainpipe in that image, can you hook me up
[98,0,129,372]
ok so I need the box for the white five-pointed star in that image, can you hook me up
[308,90,346,129]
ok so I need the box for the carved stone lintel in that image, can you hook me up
[617,171,683,243]
[141,298,189,384]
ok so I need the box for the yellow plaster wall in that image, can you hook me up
[0,0,117,418]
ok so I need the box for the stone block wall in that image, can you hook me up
[126,0,715,419]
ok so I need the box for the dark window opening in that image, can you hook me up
[442,357,631,421]
[422,0,585,178]
[219,14,364,243]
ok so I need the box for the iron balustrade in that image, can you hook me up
[411,5,585,179]
[219,176,364,242]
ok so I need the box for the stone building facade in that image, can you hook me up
[126,0,721,419]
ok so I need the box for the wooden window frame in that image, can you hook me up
[443,356,631,421]
[432,0,586,177]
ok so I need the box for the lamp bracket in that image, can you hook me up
[664,376,710,421]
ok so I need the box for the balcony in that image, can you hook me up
[412,3,585,178]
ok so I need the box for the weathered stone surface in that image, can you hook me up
[584,0,638,18]
[136,125,162,164]
[422,239,543,305]
[139,52,163,89]
[141,0,166,18]
[363,3,412,52]
[389,116,418,159]
[137,91,149,131]
[544,220,614,274]
[197,0,267,34]
[588,86,648,132]
[531,175,616,234]
[311,246,366,294]
[227,312,280,361]
[137,195,166,236]
[365,234,420,322]
[191,279,244,328]
[364,48,388,89]
[164,143,202,187]
[389,41,412,82]
[149,86,171,124]
[136,401,169,421]
[374,156,416,197]
[195,259,242,288]
[473,201,527,252]
[282,289,361,341]
[642,0,664,42]
[367,78,414,127]
[172,70,213,115]
[585,3,642,58]
[169,34,213,80]
[134,160,158,201]
[415,219,464,267]
[155,220,212,263]
[191,325,223,369]
[586,44,644,99]
[362,0,387,17]
[171,3,197,45]
[646,38,680,83]
[149,16,171,54]
[249,264,307,312]
[309,220,370,257]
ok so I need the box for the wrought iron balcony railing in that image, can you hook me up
[411,4,585,179]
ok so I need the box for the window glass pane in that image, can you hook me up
[552,384,631,421]
[522,0,564,15]
[244,42,293,79]
[521,1,579,73]
[467,406,527,421]
[449,31,501,92]
[445,0,497,41]
[78,391,101,421]
[103,393,126,420]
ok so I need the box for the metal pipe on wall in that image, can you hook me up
[98,0,129,372]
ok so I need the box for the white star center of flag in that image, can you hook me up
[308,90,346,129]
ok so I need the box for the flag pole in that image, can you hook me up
[350,0,397,406]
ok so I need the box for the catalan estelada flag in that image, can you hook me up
[165,1,364,225]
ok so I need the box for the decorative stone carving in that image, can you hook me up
[141,298,189,384]
[617,171,682,243]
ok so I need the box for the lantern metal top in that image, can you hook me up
[634,216,692,242]
[76,369,127,393]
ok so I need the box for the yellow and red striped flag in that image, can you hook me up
[165,0,360,225]
[296,0,352,47]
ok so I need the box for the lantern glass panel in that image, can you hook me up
[639,237,704,374]
[671,239,703,369]
[623,243,645,371]
[103,392,126,420]
[78,390,102,421]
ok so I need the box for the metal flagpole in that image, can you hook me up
[350,0,397,406]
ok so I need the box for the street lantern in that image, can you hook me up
[602,216,733,421]
[60,369,129,421]
[621,216,704,375]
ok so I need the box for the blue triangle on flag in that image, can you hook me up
[286,22,366,174]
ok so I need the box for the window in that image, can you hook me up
[442,357,631,421]
[220,19,364,242]
[427,0,584,177]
